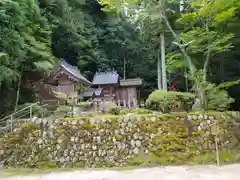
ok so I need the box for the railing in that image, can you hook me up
[0,102,42,134]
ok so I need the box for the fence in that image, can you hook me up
[0,102,48,134]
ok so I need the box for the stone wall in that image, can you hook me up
[0,112,239,168]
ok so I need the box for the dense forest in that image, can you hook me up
[1,0,240,116]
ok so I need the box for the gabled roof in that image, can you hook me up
[120,78,143,87]
[92,72,119,85]
[60,60,91,85]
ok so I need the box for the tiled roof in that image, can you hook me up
[60,60,91,85]
[92,72,119,85]
[120,78,143,87]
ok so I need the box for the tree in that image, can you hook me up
[0,0,55,115]
[99,0,240,110]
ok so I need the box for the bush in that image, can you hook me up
[206,89,234,111]
[54,105,70,117]
[145,90,195,113]
[101,102,121,115]
[108,106,121,115]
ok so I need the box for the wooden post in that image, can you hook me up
[10,115,13,132]
[123,100,126,108]
[138,88,141,107]
[211,123,220,167]
[214,135,220,167]
[30,106,33,119]
[133,98,137,108]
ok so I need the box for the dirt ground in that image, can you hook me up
[1,164,240,180]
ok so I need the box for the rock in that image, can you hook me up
[79,120,84,125]
[130,140,135,147]
[75,137,79,142]
[136,140,141,147]
[198,114,203,120]
[37,139,43,144]
[209,116,214,120]
[70,150,75,157]
[123,116,129,123]
[31,117,38,123]
[72,120,78,125]
[133,148,139,154]
[192,115,198,120]
[133,133,138,140]
[81,144,85,150]
[145,149,149,154]
[151,117,157,122]
[96,136,101,144]
[92,145,97,150]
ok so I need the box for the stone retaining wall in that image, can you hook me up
[0,112,239,168]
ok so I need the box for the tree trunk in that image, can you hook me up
[123,43,126,79]
[14,70,22,112]
[203,49,210,82]
[161,32,167,90]
[157,47,162,90]
[184,67,189,92]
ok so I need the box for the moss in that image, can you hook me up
[36,162,58,169]
[1,112,240,168]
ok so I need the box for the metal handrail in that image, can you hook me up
[0,102,39,122]
[0,102,51,133]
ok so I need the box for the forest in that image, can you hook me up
[1,0,240,116]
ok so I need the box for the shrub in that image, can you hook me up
[206,88,234,111]
[145,90,195,113]
[108,106,121,115]
[54,105,70,117]
[101,102,121,115]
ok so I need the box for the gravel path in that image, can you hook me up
[1,164,240,180]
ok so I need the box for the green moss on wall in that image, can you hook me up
[0,111,240,168]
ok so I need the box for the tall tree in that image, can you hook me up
[0,0,55,115]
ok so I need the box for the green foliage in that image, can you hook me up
[145,90,195,113]
[205,84,235,111]
[54,106,69,117]
[108,107,121,115]
[188,70,235,111]
[106,103,121,115]
[0,0,56,115]
[2,0,240,116]
[119,108,153,115]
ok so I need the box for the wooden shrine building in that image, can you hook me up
[80,72,142,108]
[36,60,91,105]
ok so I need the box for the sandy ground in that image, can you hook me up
[1,164,240,180]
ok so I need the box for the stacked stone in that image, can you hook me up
[0,113,235,168]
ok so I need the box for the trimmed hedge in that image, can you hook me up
[145,90,195,113]
[0,112,239,168]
